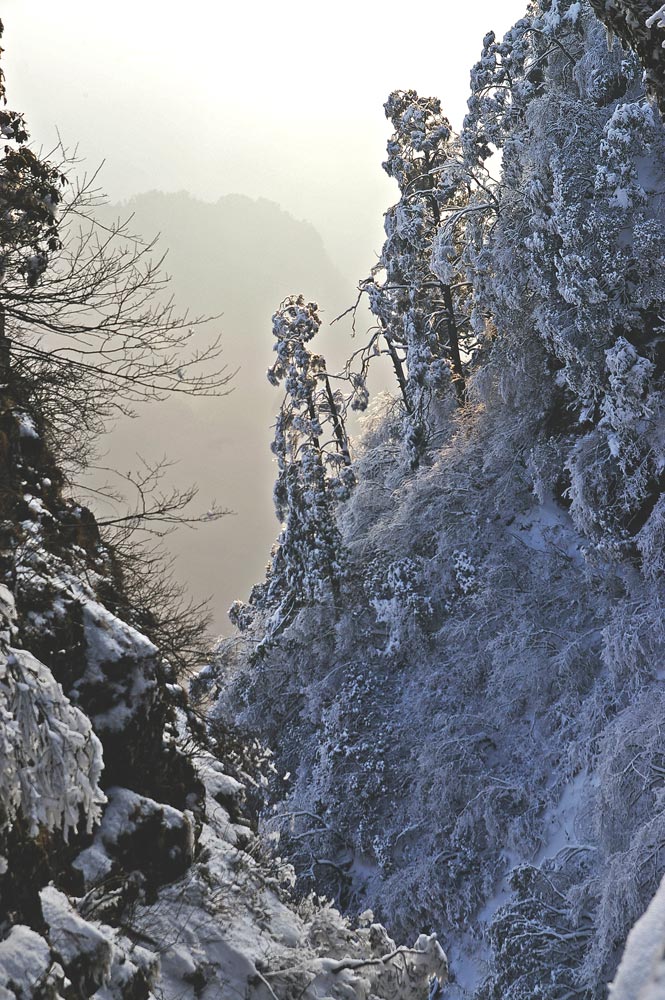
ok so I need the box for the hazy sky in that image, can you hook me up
[4,0,526,277]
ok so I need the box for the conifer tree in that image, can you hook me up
[230,296,353,642]
[364,91,475,466]
[456,0,665,545]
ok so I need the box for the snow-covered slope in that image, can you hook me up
[0,378,447,997]
[207,2,665,997]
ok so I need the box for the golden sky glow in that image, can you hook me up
[4,0,525,272]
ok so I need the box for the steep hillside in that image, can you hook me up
[205,2,665,997]
[0,362,446,998]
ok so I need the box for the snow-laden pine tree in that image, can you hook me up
[229,295,355,645]
[364,91,475,466]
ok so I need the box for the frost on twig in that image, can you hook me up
[271,926,448,1000]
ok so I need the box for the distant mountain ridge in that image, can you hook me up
[112,191,347,316]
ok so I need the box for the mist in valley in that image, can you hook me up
[88,190,354,631]
[1,0,528,630]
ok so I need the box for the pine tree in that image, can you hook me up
[230,296,353,643]
[365,91,476,466]
[456,0,665,546]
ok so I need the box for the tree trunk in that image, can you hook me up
[323,374,352,466]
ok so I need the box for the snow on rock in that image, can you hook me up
[0,634,105,841]
[0,586,16,638]
[0,925,56,997]
[76,598,159,734]
[610,874,665,999]
[196,753,244,803]
[92,937,158,1000]
[192,750,247,847]
[82,599,157,672]
[41,886,112,996]
[73,787,195,892]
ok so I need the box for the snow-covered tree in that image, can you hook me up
[364,91,475,466]
[230,295,354,643]
[452,0,665,549]
[486,860,595,1000]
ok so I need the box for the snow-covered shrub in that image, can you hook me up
[636,495,665,579]
[452,550,476,595]
[600,593,665,692]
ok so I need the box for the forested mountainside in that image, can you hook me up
[3,0,665,998]
[202,1,665,997]
[0,17,445,1000]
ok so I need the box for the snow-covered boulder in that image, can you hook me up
[610,874,665,1000]
[73,787,195,893]
[41,886,112,996]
